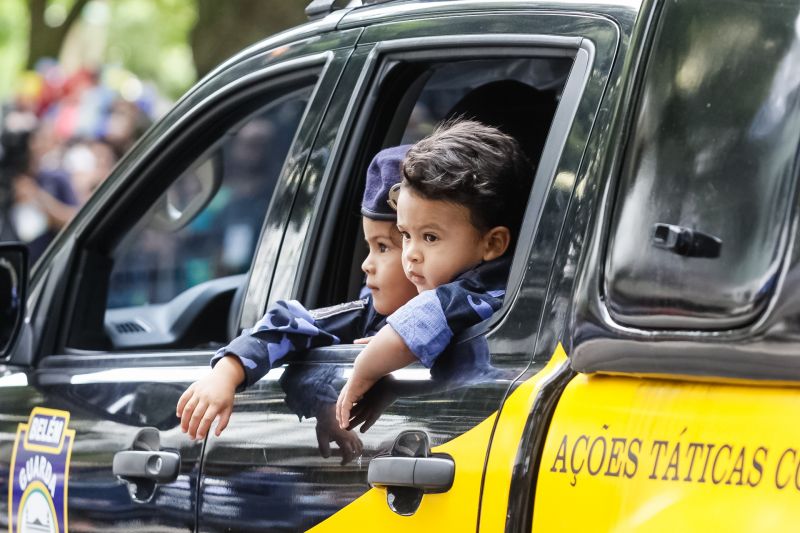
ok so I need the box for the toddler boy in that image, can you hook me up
[177,145,417,440]
[336,119,534,428]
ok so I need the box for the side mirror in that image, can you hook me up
[0,243,27,356]
[150,153,223,232]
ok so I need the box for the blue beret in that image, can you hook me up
[361,144,411,221]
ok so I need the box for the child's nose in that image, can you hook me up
[361,255,374,274]
[404,243,421,263]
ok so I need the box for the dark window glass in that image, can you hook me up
[106,87,312,309]
[401,57,572,168]
[605,0,800,329]
[321,56,572,307]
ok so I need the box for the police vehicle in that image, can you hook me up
[2,0,800,530]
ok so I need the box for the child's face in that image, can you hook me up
[361,217,418,315]
[396,187,506,292]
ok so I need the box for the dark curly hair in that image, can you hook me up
[401,119,534,249]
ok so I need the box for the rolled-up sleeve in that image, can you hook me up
[386,261,508,368]
[387,290,452,368]
[211,300,339,390]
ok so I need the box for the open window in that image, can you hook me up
[65,72,320,351]
[307,53,574,311]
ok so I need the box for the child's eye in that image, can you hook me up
[423,233,438,243]
[400,231,410,240]
[378,243,388,253]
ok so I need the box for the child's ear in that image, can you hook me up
[481,226,511,262]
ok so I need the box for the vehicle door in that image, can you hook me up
[0,28,359,532]
[196,5,621,531]
[534,0,800,530]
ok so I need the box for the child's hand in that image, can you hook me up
[337,325,417,428]
[176,355,243,440]
[346,375,398,433]
[336,375,376,429]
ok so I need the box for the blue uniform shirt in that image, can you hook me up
[212,257,509,388]
[211,297,385,390]
[386,257,511,368]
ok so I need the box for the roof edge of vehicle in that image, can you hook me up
[193,0,643,94]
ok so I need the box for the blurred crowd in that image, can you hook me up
[0,60,163,263]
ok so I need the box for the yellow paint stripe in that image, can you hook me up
[478,344,568,531]
[310,413,497,531]
[313,344,568,531]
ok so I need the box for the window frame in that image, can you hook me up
[290,35,594,339]
[55,55,331,355]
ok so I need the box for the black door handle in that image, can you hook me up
[371,430,454,516]
[114,427,181,502]
[652,223,722,258]
[368,456,454,493]
[113,450,180,483]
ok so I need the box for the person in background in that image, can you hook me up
[64,138,117,204]
[12,124,78,262]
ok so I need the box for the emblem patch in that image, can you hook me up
[8,408,75,533]
[309,298,368,320]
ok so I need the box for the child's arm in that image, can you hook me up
[212,300,341,390]
[336,324,416,428]
[387,259,509,367]
[176,299,344,439]
[336,261,510,429]
[176,297,377,439]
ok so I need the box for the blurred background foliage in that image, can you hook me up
[0,0,310,250]
[0,0,308,101]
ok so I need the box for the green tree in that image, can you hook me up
[0,0,28,97]
[1,0,312,101]
[190,0,308,78]
[105,0,197,99]
[26,0,90,69]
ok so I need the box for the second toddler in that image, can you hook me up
[336,119,534,428]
